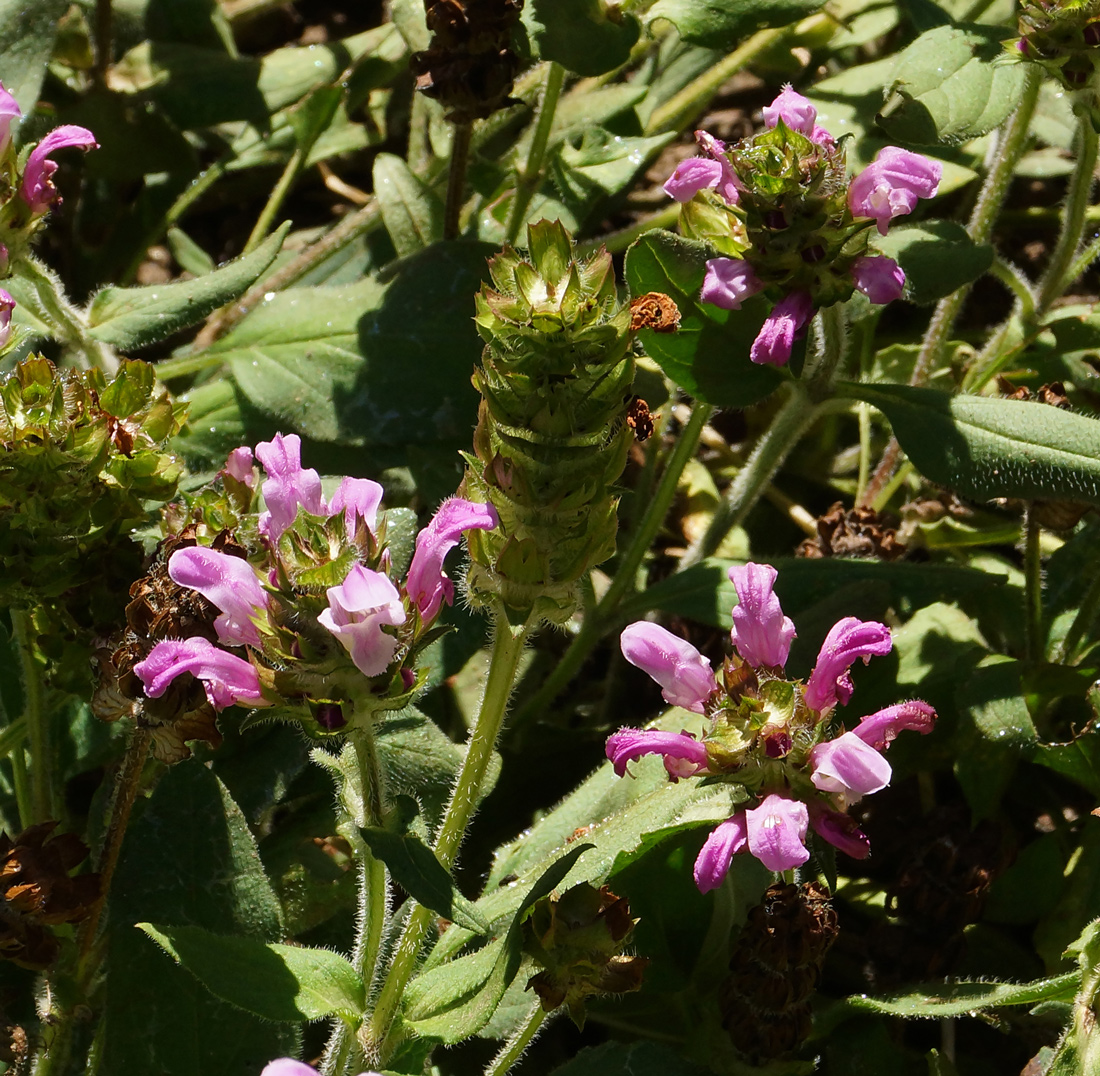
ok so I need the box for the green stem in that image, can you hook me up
[1057,567,1100,665]
[806,302,847,395]
[164,159,229,228]
[486,1002,548,1076]
[243,147,302,254]
[679,383,819,570]
[369,609,533,1057]
[646,28,789,135]
[444,122,474,241]
[512,400,712,726]
[1037,111,1099,312]
[1024,506,1044,664]
[94,0,113,84]
[10,746,30,832]
[11,610,52,824]
[505,62,565,245]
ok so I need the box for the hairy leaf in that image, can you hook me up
[645,0,826,50]
[846,972,1079,1018]
[0,0,70,112]
[522,0,641,76]
[872,221,993,305]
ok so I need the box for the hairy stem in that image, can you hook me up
[505,62,565,245]
[243,147,303,254]
[444,122,474,241]
[1024,506,1044,665]
[12,610,52,824]
[486,1002,548,1076]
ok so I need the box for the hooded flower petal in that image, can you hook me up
[664,158,726,202]
[810,807,871,859]
[20,125,98,214]
[804,616,892,712]
[223,446,254,487]
[848,147,942,235]
[168,547,269,647]
[701,258,763,311]
[745,794,810,872]
[619,622,717,713]
[406,498,499,621]
[134,637,264,711]
[728,562,796,669]
[0,289,14,350]
[605,728,709,779]
[318,564,406,677]
[763,85,818,137]
[0,83,20,154]
[328,476,384,539]
[262,1061,318,1076]
[810,731,892,804]
[750,291,814,366]
[256,433,325,542]
[693,815,748,893]
[853,700,936,751]
[851,255,906,304]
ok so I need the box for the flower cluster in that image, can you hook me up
[0,80,97,351]
[123,433,497,740]
[1016,0,1100,94]
[665,86,941,366]
[605,563,935,891]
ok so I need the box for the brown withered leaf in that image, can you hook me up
[630,291,681,333]
[797,501,905,560]
[626,397,654,442]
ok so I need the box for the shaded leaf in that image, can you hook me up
[550,1041,717,1076]
[872,221,993,305]
[0,0,70,113]
[845,972,1079,1018]
[373,153,443,258]
[645,0,827,50]
[522,0,641,76]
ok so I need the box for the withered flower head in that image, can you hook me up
[796,501,906,561]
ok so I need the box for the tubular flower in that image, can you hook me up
[168,546,268,647]
[0,83,20,155]
[20,125,98,215]
[605,562,935,889]
[0,290,14,350]
[134,638,265,711]
[256,433,325,542]
[223,446,254,487]
[668,86,940,366]
[317,564,406,677]
[620,622,717,713]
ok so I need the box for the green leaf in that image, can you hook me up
[0,0,70,113]
[644,0,826,49]
[624,231,783,407]
[839,383,1100,507]
[872,221,993,304]
[877,24,1027,144]
[359,828,490,935]
[86,225,288,350]
[1032,731,1100,796]
[521,0,641,76]
[845,972,1079,1018]
[102,761,296,1075]
[211,242,495,446]
[137,924,364,1022]
[373,153,443,258]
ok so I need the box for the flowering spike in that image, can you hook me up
[134,638,265,711]
[810,731,892,805]
[255,433,324,542]
[406,498,498,621]
[804,617,893,711]
[619,622,717,713]
[746,795,810,873]
[853,700,936,750]
[728,562,795,669]
[848,147,941,236]
[168,547,268,647]
[750,291,813,367]
[694,816,748,893]
[701,258,763,310]
[605,728,709,779]
[20,125,98,214]
[317,564,406,676]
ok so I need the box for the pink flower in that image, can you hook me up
[256,433,325,543]
[620,622,717,713]
[763,85,816,137]
[317,564,406,677]
[261,1061,381,1076]
[20,125,98,215]
[168,547,268,648]
[804,617,893,712]
[0,290,14,350]
[134,637,265,711]
[851,255,906,304]
[605,728,710,780]
[810,807,870,859]
[405,497,499,621]
[700,258,763,310]
[848,147,942,236]
[0,83,21,155]
[810,730,892,805]
[694,816,748,893]
[853,700,936,750]
[223,447,254,488]
[665,158,727,203]
[328,476,384,539]
[728,563,795,670]
[750,290,814,366]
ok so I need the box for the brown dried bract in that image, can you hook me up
[629,291,681,333]
[0,822,99,970]
[797,501,905,560]
[997,376,1071,409]
[626,397,654,442]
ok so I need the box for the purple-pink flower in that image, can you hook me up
[701,258,763,311]
[223,446,254,487]
[317,564,406,677]
[256,434,325,543]
[848,147,942,236]
[619,622,717,713]
[728,563,795,670]
[20,125,98,215]
[0,289,14,350]
[405,497,499,621]
[749,290,813,366]
[0,83,20,155]
[695,794,811,890]
[804,617,892,712]
[262,1061,380,1076]
[810,730,892,805]
[851,255,906,305]
[328,476,384,538]
[168,546,268,648]
[665,158,729,203]
[852,700,936,750]
[761,85,833,145]
[694,815,748,893]
[605,728,710,780]
[134,637,265,711]
[810,806,870,859]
